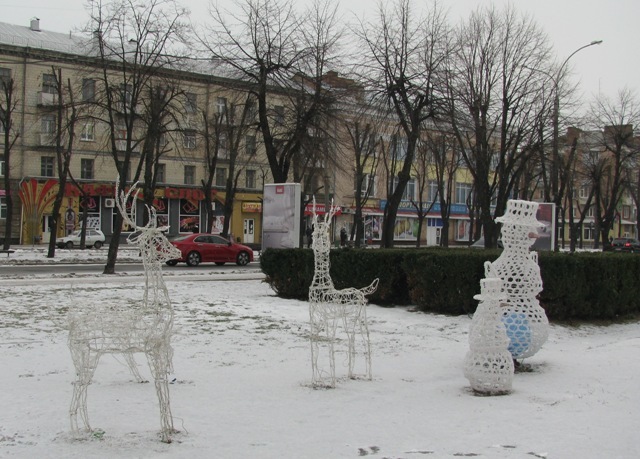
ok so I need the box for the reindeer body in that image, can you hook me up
[308,202,378,388]
[68,183,181,443]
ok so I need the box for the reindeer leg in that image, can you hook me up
[358,304,373,381]
[124,352,147,383]
[147,346,174,443]
[326,310,339,388]
[341,303,358,380]
[309,302,320,386]
[69,344,100,434]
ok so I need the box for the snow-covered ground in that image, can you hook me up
[0,246,639,458]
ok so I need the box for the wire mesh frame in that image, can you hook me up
[464,278,514,395]
[486,200,549,361]
[307,199,379,388]
[68,181,182,443]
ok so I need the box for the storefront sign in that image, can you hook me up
[63,182,217,200]
[242,202,262,213]
[380,199,468,215]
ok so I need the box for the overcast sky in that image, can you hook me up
[1,0,637,107]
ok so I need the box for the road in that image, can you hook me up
[0,261,261,277]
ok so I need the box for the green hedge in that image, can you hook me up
[260,247,640,320]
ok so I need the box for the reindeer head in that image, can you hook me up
[310,197,339,254]
[115,178,181,263]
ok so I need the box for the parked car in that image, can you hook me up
[57,228,105,249]
[167,233,254,267]
[608,237,640,253]
[470,237,504,249]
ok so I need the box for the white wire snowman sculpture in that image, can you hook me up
[464,277,514,394]
[485,199,549,364]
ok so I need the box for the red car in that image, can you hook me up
[166,233,254,267]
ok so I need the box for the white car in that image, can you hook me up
[57,229,106,249]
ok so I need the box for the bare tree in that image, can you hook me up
[356,0,450,247]
[222,96,258,238]
[46,69,80,258]
[137,83,183,217]
[587,88,640,247]
[343,106,382,246]
[448,5,553,248]
[85,0,189,274]
[409,138,433,248]
[421,126,459,247]
[0,69,19,250]
[198,0,342,186]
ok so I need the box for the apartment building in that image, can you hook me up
[0,19,268,247]
[1,19,481,248]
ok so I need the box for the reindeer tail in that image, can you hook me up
[360,278,379,296]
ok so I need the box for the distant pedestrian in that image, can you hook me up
[340,227,348,247]
[306,225,314,248]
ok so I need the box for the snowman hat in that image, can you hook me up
[474,277,507,302]
[495,199,545,228]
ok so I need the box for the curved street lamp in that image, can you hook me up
[550,40,603,250]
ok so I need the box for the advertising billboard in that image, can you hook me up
[532,202,555,251]
[262,183,301,249]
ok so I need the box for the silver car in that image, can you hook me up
[57,228,106,249]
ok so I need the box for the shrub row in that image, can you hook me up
[260,247,640,320]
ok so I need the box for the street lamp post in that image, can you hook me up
[550,40,603,251]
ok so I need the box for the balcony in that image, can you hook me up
[37,92,58,106]
[115,140,141,152]
[39,133,56,146]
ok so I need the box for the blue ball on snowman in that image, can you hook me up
[502,311,532,358]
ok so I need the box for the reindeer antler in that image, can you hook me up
[311,196,339,225]
[115,176,142,231]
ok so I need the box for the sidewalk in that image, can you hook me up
[0,244,141,265]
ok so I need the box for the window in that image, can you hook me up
[587,206,594,218]
[274,105,284,126]
[623,205,631,219]
[584,226,595,240]
[184,165,195,185]
[390,176,415,201]
[245,169,256,189]
[183,130,196,149]
[41,115,56,145]
[579,185,589,199]
[41,114,56,134]
[186,92,197,114]
[0,67,11,89]
[42,73,57,94]
[245,135,256,156]
[455,182,472,205]
[357,173,375,197]
[41,156,55,177]
[120,83,132,106]
[246,100,257,122]
[156,163,166,183]
[215,167,227,187]
[217,97,227,115]
[80,158,94,180]
[428,180,440,202]
[0,155,4,176]
[80,122,94,141]
[82,79,95,102]
[391,135,407,161]
[0,197,6,219]
[219,133,228,158]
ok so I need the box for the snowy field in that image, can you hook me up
[0,247,639,458]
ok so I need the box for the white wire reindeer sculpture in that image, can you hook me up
[68,180,182,443]
[308,200,379,388]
